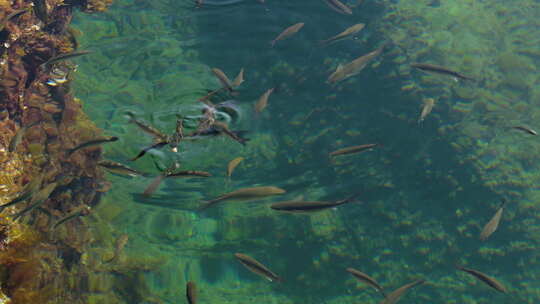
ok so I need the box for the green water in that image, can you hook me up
[71,0,540,303]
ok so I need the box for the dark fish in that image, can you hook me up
[130,141,168,162]
[323,0,353,15]
[271,23,304,47]
[41,50,92,68]
[480,200,506,241]
[212,121,250,145]
[270,195,359,213]
[329,143,379,157]
[166,170,212,178]
[235,253,282,282]
[186,281,197,304]
[0,176,43,213]
[32,0,48,24]
[51,205,91,230]
[456,266,507,293]
[201,186,286,210]
[142,164,209,196]
[104,234,129,263]
[13,182,58,221]
[67,136,119,155]
[98,160,146,177]
[347,268,386,297]
[9,121,39,152]
[0,9,28,32]
[411,63,474,81]
[125,111,168,141]
[512,126,537,135]
[380,279,425,304]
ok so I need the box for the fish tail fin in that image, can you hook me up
[340,193,362,205]
[270,40,276,47]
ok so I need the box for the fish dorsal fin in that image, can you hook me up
[336,64,344,72]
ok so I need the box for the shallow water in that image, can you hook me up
[71,0,540,303]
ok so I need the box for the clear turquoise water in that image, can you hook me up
[71,0,539,303]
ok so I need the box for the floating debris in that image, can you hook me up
[323,0,353,15]
[329,143,379,157]
[200,186,286,210]
[410,63,475,81]
[227,157,244,178]
[186,281,197,304]
[270,195,360,213]
[271,23,305,47]
[320,23,365,46]
[380,279,425,304]
[346,267,386,297]
[456,266,507,293]
[67,136,119,156]
[480,200,506,241]
[235,253,282,282]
